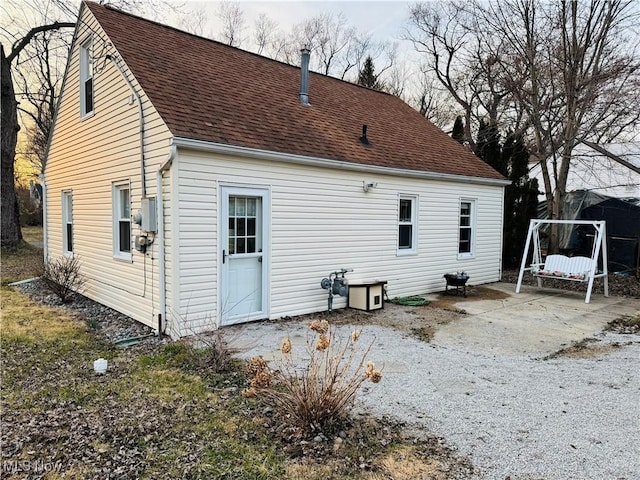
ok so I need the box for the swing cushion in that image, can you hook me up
[532,255,593,281]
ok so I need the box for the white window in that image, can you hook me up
[458,199,476,258]
[62,191,73,254]
[113,182,131,259]
[398,195,417,254]
[80,38,93,117]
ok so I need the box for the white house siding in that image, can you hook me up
[45,6,172,330]
[172,148,504,333]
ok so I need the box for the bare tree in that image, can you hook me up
[406,2,480,149]
[253,13,278,55]
[413,70,459,130]
[478,0,640,248]
[13,26,70,177]
[1,0,184,247]
[1,17,74,246]
[407,0,640,251]
[217,1,245,47]
[178,4,208,37]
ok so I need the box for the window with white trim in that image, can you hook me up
[80,38,93,117]
[62,191,73,254]
[398,195,417,254]
[458,199,476,258]
[113,183,131,258]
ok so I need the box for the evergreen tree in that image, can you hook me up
[475,120,506,175]
[501,131,539,267]
[357,56,381,90]
[475,125,539,268]
[451,116,465,144]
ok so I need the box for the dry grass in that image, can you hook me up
[1,288,85,342]
[1,241,43,285]
[544,337,624,360]
[2,284,472,479]
[249,321,382,436]
[376,445,445,479]
[21,226,43,244]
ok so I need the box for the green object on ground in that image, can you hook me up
[389,296,430,306]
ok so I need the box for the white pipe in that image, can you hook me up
[171,136,510,187]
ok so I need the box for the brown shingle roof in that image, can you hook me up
[85,1,504,181]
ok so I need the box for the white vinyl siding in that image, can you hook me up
[171,149,504,334]
[113,182,132,259]
[397,194,417,254]
[62,191,73,254]
[80,38,93,117]
[44,5,173,330]
[458,198,476,259]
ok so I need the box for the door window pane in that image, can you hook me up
[237,238,246,254]
[247,218,256,236]
[228,196,260,256]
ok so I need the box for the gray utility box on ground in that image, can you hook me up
[348,281,387,311]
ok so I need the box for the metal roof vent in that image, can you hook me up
[359,124,369,145]
[299,46,310,105]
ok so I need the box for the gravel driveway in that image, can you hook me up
[230,291,640,480]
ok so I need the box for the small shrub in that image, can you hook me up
[193,329,236,373]
[247,321,382,436]
[40,255,85,303]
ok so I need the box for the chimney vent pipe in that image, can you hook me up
[299,46,310,105]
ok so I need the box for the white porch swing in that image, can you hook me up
[515,219,609,303]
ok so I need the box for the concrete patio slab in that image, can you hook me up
[432,282,640,356]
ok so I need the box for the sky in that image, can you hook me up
[237,1,411,41]
[178,1,415,52]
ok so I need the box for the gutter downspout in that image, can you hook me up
[156,142,177,335]
[106,54,147,197]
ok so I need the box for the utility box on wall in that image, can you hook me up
[348,281,387,311]
[141,197,157,232]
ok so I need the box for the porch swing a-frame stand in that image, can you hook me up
[515,219,608,304]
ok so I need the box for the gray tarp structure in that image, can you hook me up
[537,190,640,273]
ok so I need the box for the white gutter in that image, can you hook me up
[171,136,511,187]
[156,143,177,335]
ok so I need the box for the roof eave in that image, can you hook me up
[171,137,510,187]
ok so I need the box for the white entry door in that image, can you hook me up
[220,187,268,325]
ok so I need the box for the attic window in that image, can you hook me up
[80,38,94,117]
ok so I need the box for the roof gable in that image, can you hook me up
[84,1,504,181]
